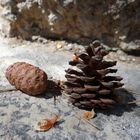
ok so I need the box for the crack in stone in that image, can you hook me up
[0,88,18,93]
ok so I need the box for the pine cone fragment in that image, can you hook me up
[5,62,48,96]
[64,41,124,110]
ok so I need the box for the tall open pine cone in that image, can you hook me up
[64,41,124,110]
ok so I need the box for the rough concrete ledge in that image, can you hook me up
[0,37,140,140]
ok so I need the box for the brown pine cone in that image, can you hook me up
[5,62,48,96]
[64,40,124,110]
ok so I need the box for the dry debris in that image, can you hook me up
[83,109,96,120]
[35,115,60,132]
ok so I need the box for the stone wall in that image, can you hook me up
[0,0,140,54]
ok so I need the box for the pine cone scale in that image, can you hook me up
[81,94,96,98]
[103,76,123,82]
[98,89,111,95]
[71,93,81,99]
[84,85,100,91]
[65,69,84,76]
[101,81,114,88]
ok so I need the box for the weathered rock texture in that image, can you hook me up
[0,0,140,53]
[0,37,140,140]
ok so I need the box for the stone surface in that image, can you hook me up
[0,35,140,140]
[0,0,140,54]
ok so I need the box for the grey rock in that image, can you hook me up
[0,125,8,137]
[8,123,31,136]
[63,44,73,51]
[0,112,6,116]
[120,41,140,55]
[11,111,30,121]
[0,37,139,140]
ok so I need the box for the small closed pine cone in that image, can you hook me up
[6,62,48,96]
[64,40,124,110]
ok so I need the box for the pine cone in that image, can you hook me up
[5,62,48,96]
[64,41,124,110]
